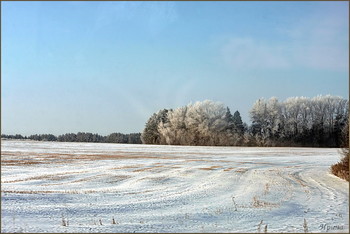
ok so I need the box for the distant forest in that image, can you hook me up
[2,95,348,148]
[1,132,142,144]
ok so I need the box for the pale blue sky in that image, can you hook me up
[2,1,349,135]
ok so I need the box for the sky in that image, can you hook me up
[2,1,349,136]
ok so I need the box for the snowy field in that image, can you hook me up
[1,140,349,233]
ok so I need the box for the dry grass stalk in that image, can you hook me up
[257,220,263,233]
[231,196,238,211]
[303,218,308,233]
[61,216,67,227]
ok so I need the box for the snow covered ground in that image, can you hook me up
[1,140,349,233]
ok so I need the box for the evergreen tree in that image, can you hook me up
[141,109,169,144]
[333,114,345,147]
[224,107,235,132]
[232,110,244,135]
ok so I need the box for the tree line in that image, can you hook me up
[2,95,348,147]
[1,132,142,144]
[141,95,348,147]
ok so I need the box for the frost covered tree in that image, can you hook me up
[249,98,270,146]
[146,100,242,146]
[184,100,228,146]
[158,106,188,145]
[249,95,348,147]
[259,97,283,146]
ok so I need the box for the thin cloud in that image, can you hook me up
[221,3,348,72]
[221,38,291,70]
[286,3,348,72]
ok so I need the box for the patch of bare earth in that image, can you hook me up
[1,151,181,166]
[199,166,223,170]
[223,167,235,171]
[235,168,249,173]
